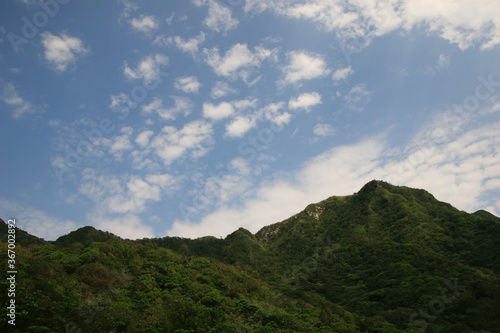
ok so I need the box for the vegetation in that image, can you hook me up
[1,180,500,332]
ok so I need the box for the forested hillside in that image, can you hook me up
[1,180,500,332]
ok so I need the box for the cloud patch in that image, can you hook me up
[203,101,235,121]
[1,83,37,119]
[174,76,202,93]
[194,0,239,34]
[142,96,193,120]
[174,32,205,55]
[344,84,373,112]
[204,43,277,82]
[41,32,90,72]
[288,92,322,112]
[332,66,354,81]
[123,54,168,84]
[129,14,159,34]
[150,120,214,165]
[280,50,330,85]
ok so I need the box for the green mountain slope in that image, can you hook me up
[1,180,500,332]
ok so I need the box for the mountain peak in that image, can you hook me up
[54,225,120,247]
[357,179,392,194]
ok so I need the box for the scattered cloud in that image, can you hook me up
[344,84,373,112]
[262,102,290,126]
[118,0,138,21]
[403,0,500,50]
[194,0,239,34]
[211,81,236,99]
[438,54,451,69]
[103,127,134,161]
[204,43,277,82]
[123,54,168,84]
[332,66,354,81]
[41,32,90,72]
[224,100,287,138]
[225,115,258,138]
[174,32,205,56]
[174,76,202,93]
[149,120,214,165]
[1,83,37,119]
[165,13,175,25]
[135,130,154,148]
[109,92,136,117]
[280,50,330,85]
[153,35,173,47]
[245,0,500,50]
[141,96,193,120]
[129,14,159,34]
[288,92,322,112]
[203,101,235,121]
[313,123,336,137]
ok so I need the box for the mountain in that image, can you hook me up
[54,226,121,247]
[0,218,46,246]
[1,180,500,332]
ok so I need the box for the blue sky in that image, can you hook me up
[1,0,499,240]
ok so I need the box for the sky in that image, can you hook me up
[1,0,499,241]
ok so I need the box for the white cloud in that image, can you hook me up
[168,119,500,238]
[403,0,500,50]
[280,50,330,85]
[1,83,36,119]
[153,35,173,47]
[225,116,258,138]
[211,81,236,99]
[93,214,154,239]
[109,92,136,117]
[203,101,235,121]
[222,99,289,138]
[332,66,354,81]
[194,0,239,33]
[174,32,205,55]
[174,76,202,93]
[262,102,290,126]
[41,32,89,72]
[118,0,138,21]
[78,169,175,216]
[204,43,277,81]
[313,123,336,137]
[78,169,176,238]
[165,13,175,25]
[135,130,154,148]
[344,84,373,112]
[103,127,134,160]
[245,0,500,50]
[142,96,193,120]
[493,100,500,113]
[123,54,168,84]
[149,120,214,165]
[288,92,322,111]
[129,14,159,34]
[0,199,78,241]
[438,54,450,69]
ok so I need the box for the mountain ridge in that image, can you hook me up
[3,180,498,245]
